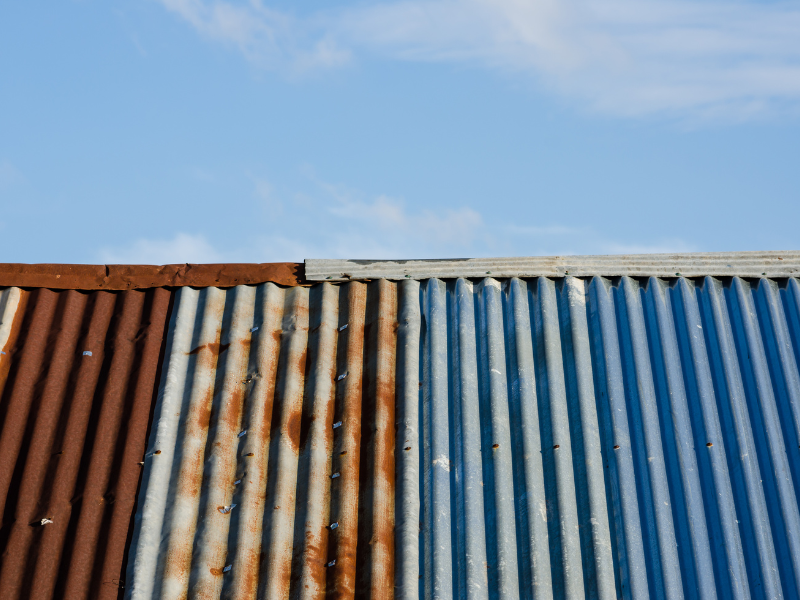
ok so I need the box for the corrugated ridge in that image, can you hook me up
[393,275,800,600]
[0,287,171,599]
[306,251,800,281]
[125,275,800,599]
[125,282,398,600]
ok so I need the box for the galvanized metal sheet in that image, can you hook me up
[126,281,398,600]
[305,251,800,281]
[128,274,800,600]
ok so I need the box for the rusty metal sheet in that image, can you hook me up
[0,285,171,599]
[0,262,304,290]
[125,281,398,600]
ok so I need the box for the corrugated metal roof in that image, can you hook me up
[126,273,800,599]
[305,251,800,281]
[126,281,398,599]
[0,286,171,599]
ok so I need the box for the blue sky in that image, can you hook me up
[1,0,799,264]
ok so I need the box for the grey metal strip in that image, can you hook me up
[395,280,421,600]
[305,251,800,281]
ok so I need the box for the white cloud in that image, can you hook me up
[254,183,491,260]
[99,232,223,264]
[157,0,350,70]
[154,0,800,117]
[99,177,694,261]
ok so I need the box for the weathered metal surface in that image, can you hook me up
[125,272,800,599]
[125,281,398,600]
[393,275,800,600]
[305,251,800,281]
[0,262,304,290]
[0,286,171,599]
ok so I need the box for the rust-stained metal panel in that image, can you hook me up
[0,262,304,290]
[125,281,398,600]
[123,269,800,599]
[0,286,171,599]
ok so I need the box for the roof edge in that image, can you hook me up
[0,262,304,290]
[305,251,800,281]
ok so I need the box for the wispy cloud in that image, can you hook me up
[99,232,223,264]
[154,0,800,117]
[98,173,694,261]
[157,0,350,70]
[254,179,491,259]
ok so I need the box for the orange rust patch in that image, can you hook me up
[210,567,224,576]
[223,386,244,431]
[296,348,308,377]
[181,445,205,498]
[287,409,302,453]
[197,400,212,431]
[240,557,258,600]
[188,341,230,356]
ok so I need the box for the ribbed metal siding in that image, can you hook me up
[394,275,800,600]
[0,286,171,599]
[125,281,398,600]
[128,275,800,600]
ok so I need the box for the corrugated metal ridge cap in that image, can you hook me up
[0,262,304,290]
[305,250,800,281]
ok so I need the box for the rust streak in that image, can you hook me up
[369,280,397,600]
[327,282,367,600]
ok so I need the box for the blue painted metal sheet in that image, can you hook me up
[397,275,800,600]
